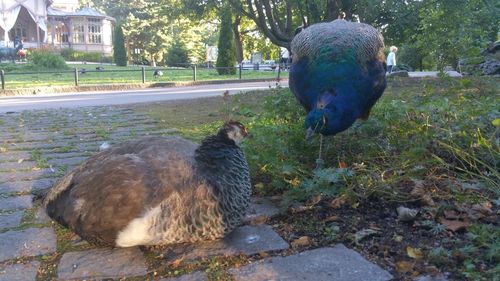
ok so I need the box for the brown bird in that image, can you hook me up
[44,121,251,247]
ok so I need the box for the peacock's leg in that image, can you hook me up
[315,134,325,170]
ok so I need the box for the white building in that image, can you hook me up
[0,0,115,54]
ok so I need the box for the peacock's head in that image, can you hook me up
[219,121,249,145]
[305,109,328,140]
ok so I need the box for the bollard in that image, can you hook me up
[193,65,197,81]
[239,63,242,79]
[277,64,281,83]
[142,67,146,83]
[74,68,79,86]
[0,70,4,90]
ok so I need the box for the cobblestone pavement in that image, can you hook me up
[0,106,392,280]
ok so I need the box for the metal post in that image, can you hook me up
[193,65,197,81]
[277,64,281,82]
[239,63,242,79]
[1,70,5,90]
[141,67,146,83]
[74,68,79,86]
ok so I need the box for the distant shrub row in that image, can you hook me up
[60,48,113,63]
[28,48,68,69]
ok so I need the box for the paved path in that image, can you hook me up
[0,81,284,113]
[0,106,392,280]
[408,71,462,77]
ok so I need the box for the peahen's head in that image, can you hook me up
[218,121,248,145]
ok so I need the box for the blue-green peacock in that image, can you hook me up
[289,19,387,167]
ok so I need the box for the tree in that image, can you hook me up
[165,40,190,66]
[216,5,237,75]
[113,25,128,66]
[415,0,499,69]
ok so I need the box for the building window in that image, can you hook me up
[73,20,85,43]
[88,18,102,44]
[13,26,27,39]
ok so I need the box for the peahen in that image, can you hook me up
[44,121,251,247]
[289,19,387,168]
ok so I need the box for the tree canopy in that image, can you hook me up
[84,0,498,70]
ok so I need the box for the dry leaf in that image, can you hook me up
[439,218,470,232]
[17,158,24,163]
[420,194,436,206]
[444,210,461,220]
[354,228,379,244]
[467,202,493,220]
[397,206,419,222]
[250,215,268,225]
[329,195,348,209]
[407,246,424,259]
[396,261,414,273]
[307,194,322,206]
[258,251,269,258]
[324,215,340,222]
[291,236,312,247]
[338,161,348,168]
[169,256,185,268]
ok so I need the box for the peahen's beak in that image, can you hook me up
[305,127,315,140]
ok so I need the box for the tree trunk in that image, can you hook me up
[232,15,243,63]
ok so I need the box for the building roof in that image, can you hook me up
[47,7,115,21]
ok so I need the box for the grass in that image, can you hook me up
[0,63,279,89]
[136,75,499,280]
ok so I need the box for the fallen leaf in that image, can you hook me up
[407,246,424,259]
[307,194,322,206]
[249,215,268,225]
[291,236,312,247]
[420,194,436,206]
[439,218,470,232]
[290,204,313,213]
[338,161,348,168]
[397,206,419,222]
[393,235,403,242]
[467,202,493,220]
[17,158,24,163]
[354,228,379,244]
[254,183,264,190]
[324,215,340,222]
[169,256,185,268]
[329,195,348,209]
[444,210,461,220]
[396,261,414,273]
[258,251,269,258]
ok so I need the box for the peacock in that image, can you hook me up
[44,121,251,247]
[289,19,387,168]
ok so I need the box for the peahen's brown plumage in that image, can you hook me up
[44,121,251,247]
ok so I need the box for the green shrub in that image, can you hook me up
[28,49,68,69]
[215,5,236,75]
[165,41,190,67]
[113,25,127,66]
[60,48,113,63]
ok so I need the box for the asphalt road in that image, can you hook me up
[0,81,283,113]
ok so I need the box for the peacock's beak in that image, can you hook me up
[305,127,315,140]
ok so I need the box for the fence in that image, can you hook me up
[0,64,286,90]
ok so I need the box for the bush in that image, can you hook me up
[216,5,236,75]
[60,48,113,63]
[165,41,190,67]
[28,49,68,69]
[113,25,127,66]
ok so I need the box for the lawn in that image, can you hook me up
[135,76,499,280]
[0,63,280,89]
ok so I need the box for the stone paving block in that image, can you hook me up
[229,245,393,281]
[161,271,208,281]
[57,247,148,280]
[0,261,40,281]
[0,227,57,262]
[245,197,281,223]
[34,207,51,225]
[0,151,32,163]
[0,178,56,194]
[0,211,24,229]
[0,195,33,211]
[162,225,289,261]
[0,169,57,183]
